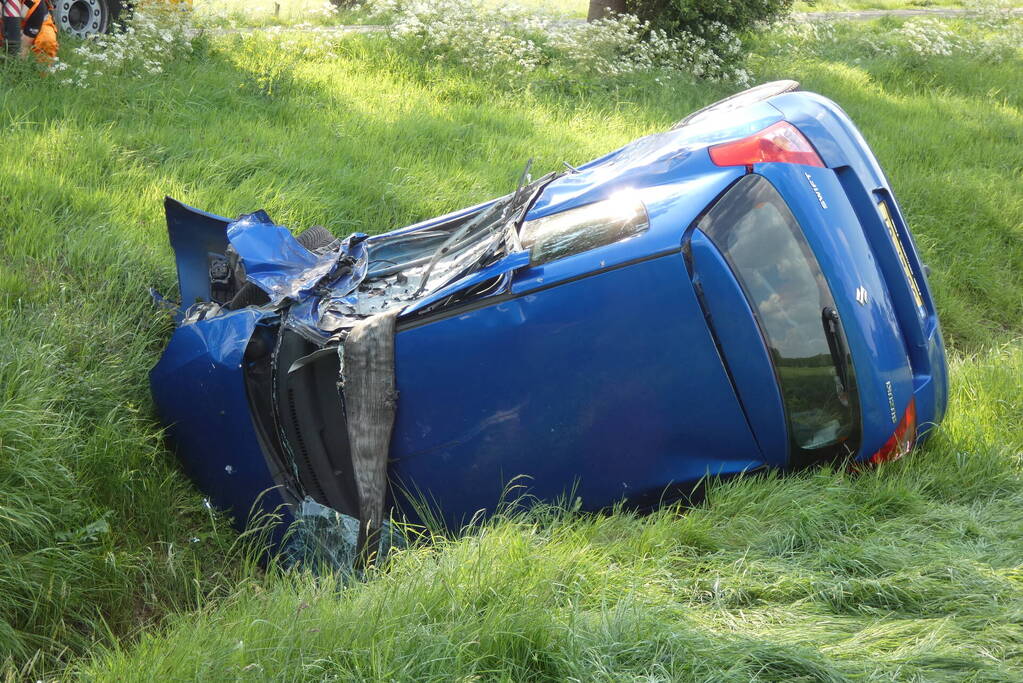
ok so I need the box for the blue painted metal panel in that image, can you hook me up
[150,308,289,527]
[923,325,948,433]
[769,92,948,431]
[512,168,745,296]
[755,163,915,460]
[389,253,766,528]
[688,230,788,468]
[164,197,231,311]
[769,92,888,190]
[528,101,782,221]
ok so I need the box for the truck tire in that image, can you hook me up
[54,0,122,38]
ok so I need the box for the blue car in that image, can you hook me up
[151,82,948,548]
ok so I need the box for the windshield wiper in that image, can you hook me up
[822,306,850,394]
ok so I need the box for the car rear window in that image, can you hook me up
[698,174,860,466]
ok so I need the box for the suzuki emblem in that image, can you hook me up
[855,286,869,306]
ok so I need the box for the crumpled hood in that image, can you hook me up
[226,211,370,308]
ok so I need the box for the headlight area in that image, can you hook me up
[519,194,650,267]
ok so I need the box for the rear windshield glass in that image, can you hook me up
[698,174,860,465]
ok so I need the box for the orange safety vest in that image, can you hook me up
[22,0,57,61]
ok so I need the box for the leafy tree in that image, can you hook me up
[587,0,794,34]
[587,0,627,21]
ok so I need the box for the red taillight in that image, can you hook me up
[869,398,917,464]
[709,121,825,169]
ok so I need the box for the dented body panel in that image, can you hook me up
[151,308,289,520]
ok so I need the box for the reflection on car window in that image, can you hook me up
[698,174,859,464]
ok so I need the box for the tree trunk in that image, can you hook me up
[587,0,627,21]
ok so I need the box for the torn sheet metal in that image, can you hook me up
[219,174,552,345]
[157,173,557,568]
[164,196,232,310]
[226,211,369,308]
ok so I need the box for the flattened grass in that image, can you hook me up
[1,16,1021,679]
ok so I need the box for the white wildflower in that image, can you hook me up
[59,5,197,88]
[360,0,749,85]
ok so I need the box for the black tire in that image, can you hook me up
[54,0,122,39]
[296,225,336,252]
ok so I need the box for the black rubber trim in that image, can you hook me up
[273,329,360,518]
[227,281,270,310]
[242,323,301,506]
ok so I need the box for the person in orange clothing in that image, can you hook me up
[20,0,58,61]
[2,0,57,61]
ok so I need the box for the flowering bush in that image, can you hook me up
[875,4,1022,63]
[768,14,837,54]
[764,1,1021,64]
[363,0,750,85]
[893,18,961,57]
[626,0,794,37]
[50,4,196,88]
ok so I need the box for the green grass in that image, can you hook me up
[193,0,350,28]
[76,342,1023,679]
[1,12,1022,681]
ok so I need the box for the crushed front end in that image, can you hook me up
[151,174,562,562]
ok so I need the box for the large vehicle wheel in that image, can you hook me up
[54,0,123,38]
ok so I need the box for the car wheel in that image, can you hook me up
[296,225,336,252]
[54,0,123,39]
[672,80,801,130]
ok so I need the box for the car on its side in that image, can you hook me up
[151,81,948,547]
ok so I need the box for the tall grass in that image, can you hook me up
[1,11,1021,679]
[79,345,1023,680]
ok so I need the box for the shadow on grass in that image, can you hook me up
[3,28,1022,678]
[0,34,734,677]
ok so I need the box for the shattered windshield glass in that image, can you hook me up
[202,171,559,344]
